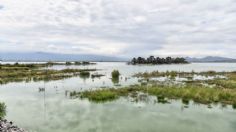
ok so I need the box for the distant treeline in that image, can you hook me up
[130,56,188,65]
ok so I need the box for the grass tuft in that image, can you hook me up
[0,102,6,119]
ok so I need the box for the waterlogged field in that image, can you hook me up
[1,62,236,132]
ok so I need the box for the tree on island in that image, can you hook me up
[130,56,188,65]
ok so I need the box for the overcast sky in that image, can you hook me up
[0,0,236,58]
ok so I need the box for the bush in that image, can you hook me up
[111,70,120,79]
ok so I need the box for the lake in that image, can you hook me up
[0,62,236,132]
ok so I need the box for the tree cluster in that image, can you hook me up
[130,56,188,65]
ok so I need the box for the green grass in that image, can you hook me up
[79,90,118,102]
[74,84,236,105]
[0,102,6,119]
[146,85,236,104]
[206,79,236,89]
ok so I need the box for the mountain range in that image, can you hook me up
[1,52,236,62]
[0,52,128,62]
[185,56,236,62]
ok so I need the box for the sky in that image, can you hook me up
[0,0,236,58]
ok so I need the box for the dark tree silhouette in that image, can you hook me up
[130,56,188,65]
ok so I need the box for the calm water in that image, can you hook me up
[1,62,236,132]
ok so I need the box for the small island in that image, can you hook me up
[129,56,188,65]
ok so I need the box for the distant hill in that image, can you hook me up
[185,56,236,62]
[0,52,128,62]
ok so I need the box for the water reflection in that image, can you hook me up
[111,77,119,84]
[1,62,236,132]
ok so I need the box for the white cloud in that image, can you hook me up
[0,0,236,58]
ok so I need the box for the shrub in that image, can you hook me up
[112,70,120,78]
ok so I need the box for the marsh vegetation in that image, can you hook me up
[70,70,236,108]
[71,84,236,106]
[66,61,96,65]
[0,63,96,84]
[1,62,236,132]
[111,70,120,84]
[0,102,6,119]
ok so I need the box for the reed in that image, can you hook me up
[75,84,236,105]
[0,102,6,119]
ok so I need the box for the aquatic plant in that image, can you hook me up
[111,70,120,79]
[91,74,105,78]
[76,84,236,106]
[79,71,90,77]
[233,103,236,109]
[133,70,228,78]
[157,96,169,104]
[170,71,177,79]
[79,71,90,80]
[0,64,96,84]
[182,98,190,105]
[206,79,236,89]
[80,90,118,102]
[0,102,6,119]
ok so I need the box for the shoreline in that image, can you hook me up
[0,119,26,132]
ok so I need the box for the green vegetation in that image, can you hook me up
[111,70,120,84]
[79,71,90,79]
[0,63,96,84]
[73,84,236,105]
[91,74,105,78]
[206,79,236,89]
[74,61,96,65]
[133,70,226,78]
[80,90,118,102]
[130,56,188,65]
[66,62,72,65]
[71,70,236,108]
[74,61,82,65]
[111,70,120,78]
[0,102,6,119]
[0,63,51,69]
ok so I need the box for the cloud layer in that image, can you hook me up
[0,0,236,57]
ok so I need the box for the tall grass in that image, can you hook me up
[76,84,236,105]
[0,63,96,84]
[0,102,6,119]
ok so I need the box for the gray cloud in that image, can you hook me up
[0,0,236,58]
[0,5,3,10]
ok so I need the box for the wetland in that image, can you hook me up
[1,62,236,132]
